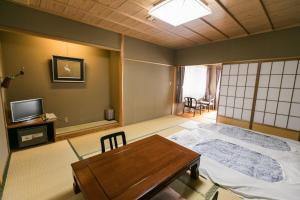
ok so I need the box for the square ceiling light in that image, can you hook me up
[149,0,212,26]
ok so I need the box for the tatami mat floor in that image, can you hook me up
[180,110,217,123]
[56,120,117,135]
[2,141,81,200]
[69,115,188,158]
[1,115,241,200]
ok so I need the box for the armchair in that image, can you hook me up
[199,95,215,112]
[183,97,201,116]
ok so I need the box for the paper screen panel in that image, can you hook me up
[254,111,264,123]
[267,88,280,101]
[260,62,272,74]
[218,62,257,122]
[292,89,300,103]
[279,89,293,101]
[236,87,245,97]
[287,117,300,131]
[256,60,300,131]
[218,59,300,133]
[225,107,233,117]
[233,108,242,119]
[284,60,298,74]
[235,98,243,108]
[277,102,290,115]
[222,65,231,75]
[281,75,295,88]
[271,61,284,74]
[295,75,300,88]
[218,106,226,116]
[275,115,288,128]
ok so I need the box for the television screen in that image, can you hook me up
[10,98,44,122]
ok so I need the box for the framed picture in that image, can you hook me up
[52,56,85,82]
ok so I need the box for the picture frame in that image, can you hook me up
[52,55,85,82]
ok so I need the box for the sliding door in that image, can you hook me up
[218,62,258,128]
[217,59,300,140]
[252,60,300,139]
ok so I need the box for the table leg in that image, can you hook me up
[73,176,81,194]
[190,161,200,179]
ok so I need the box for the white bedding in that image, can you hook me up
[168,121,300,200]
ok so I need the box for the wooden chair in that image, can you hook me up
[100,131,127,153]
[199,95,215,112]
[212,191,219,200]
[183,97,201,116]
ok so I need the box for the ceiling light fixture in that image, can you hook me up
[149,0,212,26]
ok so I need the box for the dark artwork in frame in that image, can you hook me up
[52,55,85,82]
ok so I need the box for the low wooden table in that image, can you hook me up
[71,135,200,200]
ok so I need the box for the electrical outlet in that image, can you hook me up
[64,117,69,123]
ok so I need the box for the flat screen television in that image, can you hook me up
[10,98,44,122]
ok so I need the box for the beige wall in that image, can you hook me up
[0,31,113,128]
[109,51,121,120]
[176,26,300,65]
[124,36,175,65]
[123,37,175,125]
[124,60,174,125]
[0,1,120,50]
[0,1,177,127]
[0,40,9,185]
[208,65,217,97]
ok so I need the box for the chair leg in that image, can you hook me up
[193,109,196,117]
[183,106,185,114]
[212,191,219,200]
[208,105,210,112]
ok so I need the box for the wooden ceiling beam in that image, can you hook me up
[259,0,275,30]
[132,0,227,41]
[88,0,199,45]
[214,0,250,35]
[182,25,212,42]
[201,18,230,39]
[38,0,178,47]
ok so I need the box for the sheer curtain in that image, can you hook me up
[182,65,207,100]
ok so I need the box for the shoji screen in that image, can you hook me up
[218,62,258,127]
[217,59,300,141]
[254,60,300,131]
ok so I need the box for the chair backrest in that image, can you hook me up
[184,97,197,108]
[184,97,191,106]
[209,95,215,103]
[100,131,127,153]
[191,98,197,107]
[204,95,215,102]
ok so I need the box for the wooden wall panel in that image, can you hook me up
[217,115,250,129]
[252,123,300,141]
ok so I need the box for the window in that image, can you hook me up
[182,65,207,99]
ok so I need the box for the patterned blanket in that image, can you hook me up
[197,123,291,151]
[192,139,283,182]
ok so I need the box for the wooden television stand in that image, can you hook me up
[7,117,56,150]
